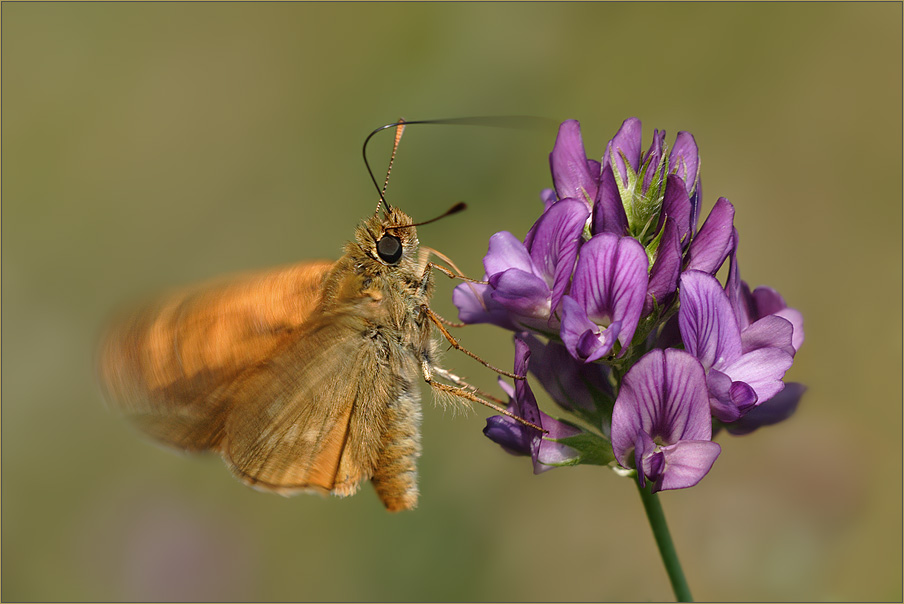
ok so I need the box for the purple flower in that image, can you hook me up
[560,233,649,362]
[611,349,721,492]
[457,117,804,485]
[483,336,584,473]
[679,270,795,423]
[453,199,588,332]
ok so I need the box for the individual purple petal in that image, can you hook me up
[483,231,534,277]
[751,286,789,316]
[539,188,557,212]
[719,347,793,405]
[484,415,532,456]
[611,349,717,491]
[729,381,758,411]
[645,217,681,315]
[679,270,743,371]
[484,371,535,456]
[642,128,665,166]
[751,287,805,352]
[549,120,598,206]
[670,131,700,196]
[560,295,619,362]
[658,174,693,246]
[570,233,649,356]
[724,383,805,435]
[592,166,629,236]
[513,336,542,450]
[578,320,622,363]
[656,441,721,492]
[526,198,589,314]
[603,117,643,186]
[706,370,756,422]
[453,281,518,330]
[741,314,795,356]
[488,269,551,318]
[686,197,735,274]
[775,307,805,353]
[641,129,666,194]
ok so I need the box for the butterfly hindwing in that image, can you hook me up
[219,311,423,509]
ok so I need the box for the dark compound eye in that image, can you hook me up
[376,234,403,264]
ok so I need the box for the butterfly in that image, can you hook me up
[98,120,542,512]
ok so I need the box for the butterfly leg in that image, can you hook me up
[423,306,525,381]
[422,361,546,434]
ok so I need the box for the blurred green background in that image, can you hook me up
[2,3,901,601]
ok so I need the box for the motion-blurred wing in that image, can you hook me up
[98,260,334,451]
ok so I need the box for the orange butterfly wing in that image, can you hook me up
[98,260,335,451]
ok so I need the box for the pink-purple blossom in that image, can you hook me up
[679,270,795,423]
[454,117,805,490]
[559,233,648,362]
[611,349,721,492]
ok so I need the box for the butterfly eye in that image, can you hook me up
[376,234,403,264]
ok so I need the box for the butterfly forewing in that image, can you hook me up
[98,260,334,450]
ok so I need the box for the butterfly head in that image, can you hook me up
[355,207,422,273]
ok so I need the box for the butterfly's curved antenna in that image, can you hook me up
[362,115,556,215]
[364,120,405,215]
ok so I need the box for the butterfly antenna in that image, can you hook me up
[363,115,554,216]
[382,121,405,198]
[364,119,407,215]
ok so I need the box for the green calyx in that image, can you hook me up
[611,145,670,244]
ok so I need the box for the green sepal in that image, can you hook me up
[630,143,669,241]
[544,428,615,467]
[582,217,593,242]
[611,148,640,228]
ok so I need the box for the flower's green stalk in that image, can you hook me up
[636,481,693,602]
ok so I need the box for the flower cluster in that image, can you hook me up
[454,118,805,492]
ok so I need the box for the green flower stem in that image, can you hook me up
[636,480,693,602]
